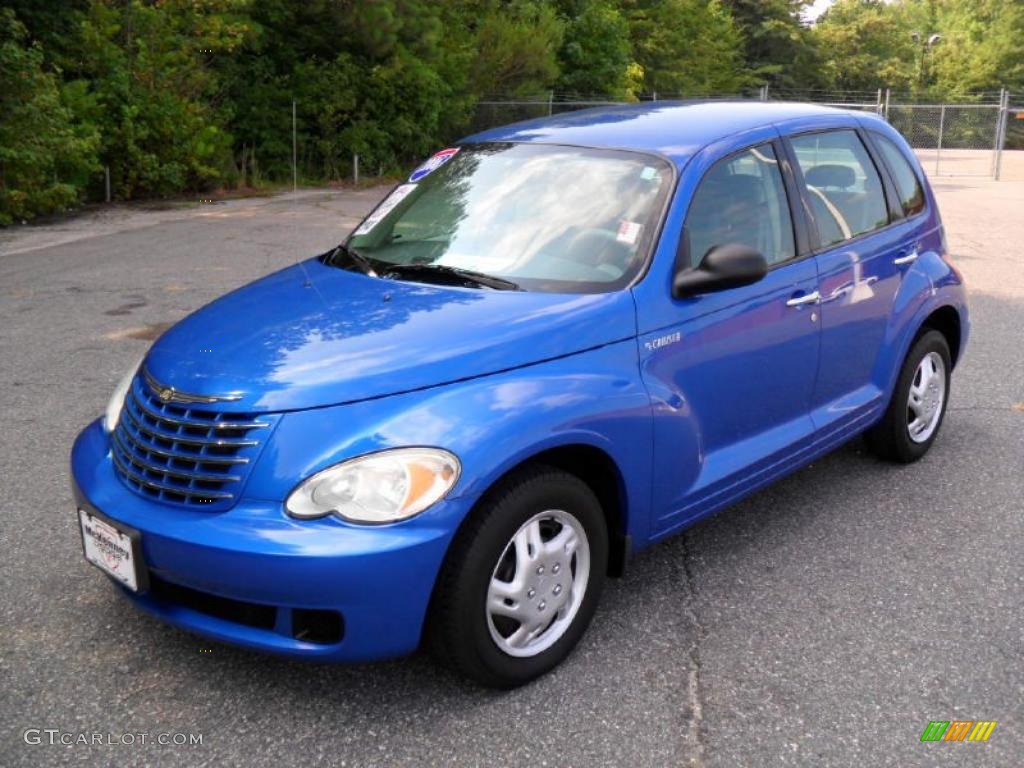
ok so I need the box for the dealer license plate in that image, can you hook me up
[79,509,141,592]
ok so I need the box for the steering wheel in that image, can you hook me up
[562,227,633,278]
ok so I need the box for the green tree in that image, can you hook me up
[556,0,640,98]
[215,0,477,180]
[0,8,98,224]
[468,1,564,97]
[724,0,824,90]
[17,0,1024,222]
[625,0,749,96]
[927,0,1024,95]
[812,0,917,92]
[68,0,251,198]
[0,0,89,65]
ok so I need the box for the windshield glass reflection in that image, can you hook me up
[346,143,672,294]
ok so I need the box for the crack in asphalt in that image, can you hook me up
[678,532,707,768]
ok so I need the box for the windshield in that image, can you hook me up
[344,143,673,293]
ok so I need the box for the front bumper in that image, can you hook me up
[71,419,466,661]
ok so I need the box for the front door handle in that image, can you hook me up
[894,249,919,266]
[786,291,820,307]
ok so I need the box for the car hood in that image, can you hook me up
[144,258,638,412]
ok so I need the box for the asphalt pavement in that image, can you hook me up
[1,180,1021,767]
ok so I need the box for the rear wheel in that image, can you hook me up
[427,466,608,688]
[866,329,951,463]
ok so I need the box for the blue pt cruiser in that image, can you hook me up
[73,102,968,687]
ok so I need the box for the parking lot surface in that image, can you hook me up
[1,176,1021,767]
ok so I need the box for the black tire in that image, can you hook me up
[865,329,952,463]
[426,465,608,688]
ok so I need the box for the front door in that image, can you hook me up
[638,141,821,536]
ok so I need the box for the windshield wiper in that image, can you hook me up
[327,242,378,277]
[383,263,522,291]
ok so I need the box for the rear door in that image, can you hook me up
[781,127,915,438]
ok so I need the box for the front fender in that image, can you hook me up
[876,250,968,400]
[244,339,654,546]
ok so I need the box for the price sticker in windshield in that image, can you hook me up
[354,184,418,236]
[617,220,642,246]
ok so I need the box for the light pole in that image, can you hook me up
[911,31,942,91]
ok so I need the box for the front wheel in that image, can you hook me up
[427,466,608,688]
[866,329,952,463]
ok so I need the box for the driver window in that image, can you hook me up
[684,143,796,269]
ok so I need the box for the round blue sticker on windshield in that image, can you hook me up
[409,147,460,182]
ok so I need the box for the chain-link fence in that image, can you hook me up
[888,104,1001,178]
[471,89,1020,181]
[1000,93,1024,181]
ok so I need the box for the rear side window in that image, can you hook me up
[872,133,926,217]
[685,143,795,268]
[790,130,889,248]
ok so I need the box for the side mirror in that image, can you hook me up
[673,242,768,298]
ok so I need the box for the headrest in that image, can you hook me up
[804,164,856,190]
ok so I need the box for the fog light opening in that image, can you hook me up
[291,609,344,645]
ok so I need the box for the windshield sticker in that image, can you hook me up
[353,184,418,236]
[617,220,642,245]
[640,166,658,181]
[409,147,460,182]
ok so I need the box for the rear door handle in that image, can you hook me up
[894,249,919,266]
[786,291,820,307]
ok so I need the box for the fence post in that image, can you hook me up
[104,165,111,203]
[548,90,554,116]
[353,153,359,185]
[935,104,946,176]
[884,88,890,120]
[994,88,1009,181]
[292,100,297,193]
[876,88,883,116]
[991,88,1003,178]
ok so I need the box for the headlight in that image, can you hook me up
[103,353,146,433]
[286,448,461,524]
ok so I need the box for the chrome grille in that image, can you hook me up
[111,371,275,510]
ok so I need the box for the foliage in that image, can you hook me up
[67,0,250,199]
[927,0,1024,96]
[556,0,639,98]
[0,9,98,224]
[2,0,1024,224]
[724,0,824,90]
[625,0,749,95]
[470,1,565,97]
[814,0,919,92]
[813,0,1024,97]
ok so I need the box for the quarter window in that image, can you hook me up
[873,133,926,217]
[685,143,795,269]
[790,130,889,248]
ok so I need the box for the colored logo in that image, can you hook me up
[920,720,997,742]
[409,147,460,182]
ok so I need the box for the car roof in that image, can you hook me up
[462,100,874,167]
